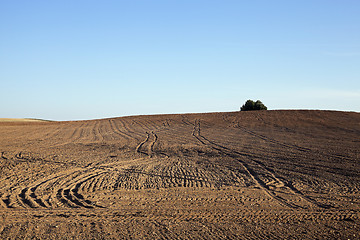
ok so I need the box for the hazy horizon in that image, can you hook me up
[1,1,359,121]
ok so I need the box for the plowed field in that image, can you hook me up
[0,110,359,239]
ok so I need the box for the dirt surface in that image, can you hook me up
[0,110,359,239]
[0,118,48,122]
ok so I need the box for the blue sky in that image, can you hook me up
[1,1,359,120]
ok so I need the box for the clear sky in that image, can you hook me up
[1,1,359,120]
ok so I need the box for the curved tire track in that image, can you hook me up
[135,131,158,157]
[192,119,332,209]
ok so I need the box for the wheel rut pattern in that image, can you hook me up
[0,111,359,240]
[1,169,108,209]
[234,124,311,153]
[192,119,332,209]
[135,131,158,157]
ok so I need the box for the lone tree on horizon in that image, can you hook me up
[241,100,267,111]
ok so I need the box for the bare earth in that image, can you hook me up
[0,118,48,123]
[0,110,359,239]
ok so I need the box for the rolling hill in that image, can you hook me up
[0,110,359,239]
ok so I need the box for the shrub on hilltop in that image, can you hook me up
[240,100,267,111]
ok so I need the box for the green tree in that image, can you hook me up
[240,99,267,111]
[254,100,267,110]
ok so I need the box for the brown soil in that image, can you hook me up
[0,118,48,122]
[0,110,359,239]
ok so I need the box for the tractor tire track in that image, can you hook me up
[115,119,143,139]
[148,132,158,157]
[2,167,108,209]
[135,131,158,157]
[234,124,311,153]
[109,119,132,140]
[192,119,331,209]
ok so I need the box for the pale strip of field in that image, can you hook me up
[0,118,49,122]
